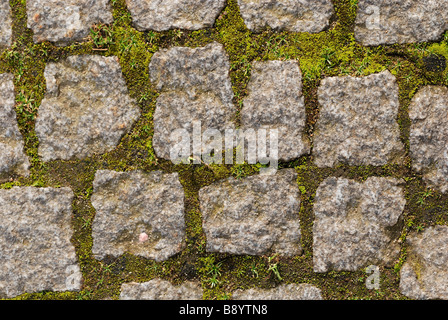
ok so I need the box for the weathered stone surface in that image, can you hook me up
[91,170,186,262]
[409,86,448,193]
[149,42,235,161]
[313,177,405,272]
[199,169,301,256]
[233,283,323,300]
[400,226,448,300]
[355,0,448,46]
[241,60,310,162]
[26,0,113,45]
[35,55,140,162]
[125,0,226,31]
[0,73,30,182]
[0,187,81,298]
[0,0,12,48]
[314,71,404,167]
[120,278,203,300]
[237,0,334,33]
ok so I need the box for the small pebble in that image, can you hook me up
[139,232,149,243]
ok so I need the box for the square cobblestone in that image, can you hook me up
[27,0,113,45]
[91,170,186,262]
[313,177,406,272]
[314,71,405,167]
[0,187,81,298]
[199,169,301,257]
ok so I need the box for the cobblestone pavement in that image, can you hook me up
[0,0,448,300]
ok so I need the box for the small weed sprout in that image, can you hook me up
[267,254,282,281]
[207,261,222,288]
[250,262,259,278]
[417,188,434,206]
[416,225,425,233]
[199,256,223,288]
[89,24,114,49]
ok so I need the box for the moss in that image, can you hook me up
[428,41,448,60]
